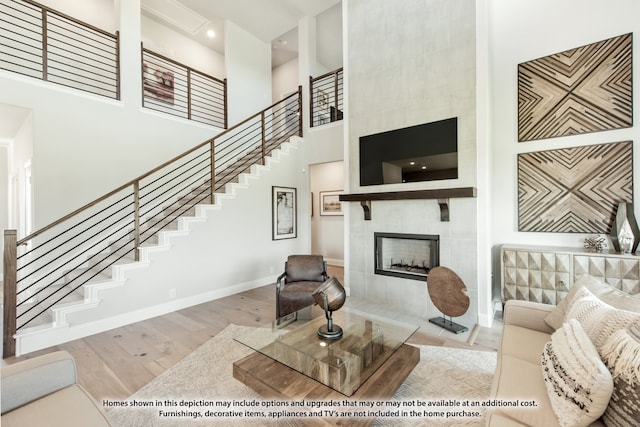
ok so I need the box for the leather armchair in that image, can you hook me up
[276,255,328,319]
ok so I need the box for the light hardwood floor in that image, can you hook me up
[3,267,503,404]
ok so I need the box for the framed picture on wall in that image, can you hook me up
[142,61,174,105]
[320,190,343,216]
[272,186,297,240]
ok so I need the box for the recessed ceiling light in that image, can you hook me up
[421,165,427,170]
[207,29,215,38]
[409,161,415,165]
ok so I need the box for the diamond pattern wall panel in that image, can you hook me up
[518,141,633,233]
[518,33,632,142]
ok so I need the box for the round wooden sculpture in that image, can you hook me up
[427,266,470,317]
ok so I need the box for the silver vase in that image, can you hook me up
[610,202,640,253]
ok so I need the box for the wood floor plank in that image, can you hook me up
[3,267,502,406]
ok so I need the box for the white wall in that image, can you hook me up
[311,161,344,265]
[0,0,227,229]
[9,114,34,236]
[488,0,640,272]
[272,58,299,104]
[64,139,311,327]
[141,15,225,78]
[225,21,272,124]
[37,0,116,33]
[0,74,220,229]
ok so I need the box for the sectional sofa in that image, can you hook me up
[487,275,640,426]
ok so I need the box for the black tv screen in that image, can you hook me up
[359,117,458,186]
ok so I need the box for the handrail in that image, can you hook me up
[19,0,117,38]
[3,86,302,358]
[141,47,226,86]
[309,67,343,127]
[142,46,226,128]
[0,0,120,99]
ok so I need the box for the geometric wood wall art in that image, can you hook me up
[518,33,632,142]
[518,141,633,233]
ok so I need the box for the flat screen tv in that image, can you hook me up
[359,117,458,186]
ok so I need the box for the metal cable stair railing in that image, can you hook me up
[2,87,302,358]
[310,67,343,127]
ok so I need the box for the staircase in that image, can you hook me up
[4,90,303,357]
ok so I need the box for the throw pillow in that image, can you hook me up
[541,319,613,427]
[565,286,640,355]
[545,275,640,330]
[600,321,640,427]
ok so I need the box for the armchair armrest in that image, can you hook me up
[1,351,78,414]
[503,300,555,334]
[276,271,287,291]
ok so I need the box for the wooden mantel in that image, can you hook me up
[339,187,477,221]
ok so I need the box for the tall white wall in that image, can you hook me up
[225,21,272,124]
[488,0,640,290]
[272,58,299,104]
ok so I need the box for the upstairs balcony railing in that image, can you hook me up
[142,47,227,129]
[0,0,228,128]
[0,0,120,99]
[3,87,302,358]
[309,67,343,127]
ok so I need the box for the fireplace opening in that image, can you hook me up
[374,232,440,281]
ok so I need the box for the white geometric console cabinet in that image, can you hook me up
[500,245,640,306]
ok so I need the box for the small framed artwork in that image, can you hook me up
[272,186,297,240]
[142,61,174,105]
[320,190,343,216]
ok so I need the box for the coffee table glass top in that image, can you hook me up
[234,307,418,396]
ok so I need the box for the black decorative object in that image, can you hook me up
[312,277,346,340]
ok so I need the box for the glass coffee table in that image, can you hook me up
[234,307,419,397]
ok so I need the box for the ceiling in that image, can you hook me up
[141,0,343,69]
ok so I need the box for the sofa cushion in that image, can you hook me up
[279,281,320,315]
[491,354,560,427]
[565,287,640,355]
[500,324,552,365]
[600,321,640,427]
[545,275,640,330]
[1,385,112,427]
[541,319,613,427]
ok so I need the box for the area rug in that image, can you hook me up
[107,324,496,427]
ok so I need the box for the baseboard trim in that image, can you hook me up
[326,258,344,267]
